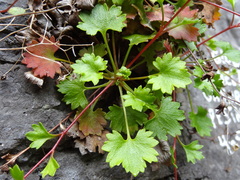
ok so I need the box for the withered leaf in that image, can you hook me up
[74,130,109,155]
[215,101,226,115]
[78,108,107,136]
[201,71,215,81]
[197,0,222,27]
[22,36,62,78]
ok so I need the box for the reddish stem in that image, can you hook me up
[173,137,178,180]
[0,0,19,13]
[197,24,240,47]
[181,23,240,57]
[199,0,240,17]
[126,0,192,68]
[172,91,178,180]
[24,81,115,179]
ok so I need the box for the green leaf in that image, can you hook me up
[122,86,156,111]
[174,0,193,8]
[116,66,131,79]
[106,105,148,134]
[194,22,207,34]
[182,140,204,164]
[71,53,107,85]
[102,129,159,176]
[227,0,235,8]
[172,17,199,26]
[193,66,204,77]
[8,7,25,15]
[148,53,191,94]
[41,156,60,178]
[189,107,213,136]
[145,97,185,140]
[207,40,240,62]
[223,49,240,62]
[124,34,155,46]
[57,75,88,109]
[77,4,126,36]
[112,0,124,5]
[194,73,223,97]
[184,40,197,51]
[79,44,107,57]
[25,122,57,149]
[213,74,223,93]
[141,41,164,72]
[194,77,214,96]
[9,164,24,180]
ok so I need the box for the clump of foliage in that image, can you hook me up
[1,0,240,179]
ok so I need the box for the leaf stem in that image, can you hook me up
[176,136,184,146]
[102,32,117,73]
[24,81,115,179]
[118,85,131,139]
[186,86,194,113]
[111,31,118,67]
[122,45,133,67]
[85,81,111,90]
[173,137,178,180]
[121,81,133,93]
[128,76,149,81]
[54,58,73,64]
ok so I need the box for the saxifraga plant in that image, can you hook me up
[1,0,240,179]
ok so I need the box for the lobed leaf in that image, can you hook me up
[168,7,200,42]
[25,122,57,149]
[41,156,60,178]
[77,3,126,36]
[22,36,62,78]
[9,164,24,180]
[57,75,88,109]
[78,108,107,136]
[189,106,213,136]
[106,105,148,135]
[116,66,131,79]
[148,52,191,94]
[122,86,156,111]
[207,40,240,62]
[71,53,107,85]
[200,0,222,26]
[182,140,204,164]
[102,129,159,176]
[145,97,185,140]
[124,34,155,46]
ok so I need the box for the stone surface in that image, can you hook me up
[1,1,240,180]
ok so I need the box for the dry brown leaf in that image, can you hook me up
[74,130,109,155]
[0,153,19,172]
[28,0,43,11]
[197,0,222,27]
